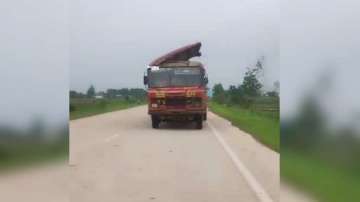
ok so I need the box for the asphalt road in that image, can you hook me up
[69,105,279,202]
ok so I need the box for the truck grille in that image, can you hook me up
[165,98,186,106]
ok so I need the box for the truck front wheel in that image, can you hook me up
[203,113,207,121]
[151,115,160,129]
[196,115,203,129]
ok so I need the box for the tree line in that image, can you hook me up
[212,58,279,108]
[70,85,147,100]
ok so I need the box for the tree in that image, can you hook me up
[69,90,77,98]
[212,83,226,104]
[266,91,278,97]
[106,89,117,98]
[227,85,244,104]
[70,90,85,98]
[274,81,280,93]
[87,85,96,98]
[240,59,263,96]
[266,81,280,97]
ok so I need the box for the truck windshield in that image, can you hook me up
[148,67,202,88]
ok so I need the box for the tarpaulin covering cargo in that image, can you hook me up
[149,42,201,66]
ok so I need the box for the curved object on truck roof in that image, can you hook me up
[149,42,201,66]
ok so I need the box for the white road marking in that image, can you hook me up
[104,134,119,142]
[208,122,274,202]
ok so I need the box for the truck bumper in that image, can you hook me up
[149,108,206,121]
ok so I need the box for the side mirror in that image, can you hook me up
[143,75,148,85]
[204,77,208,85]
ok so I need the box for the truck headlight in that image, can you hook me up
[187,98,202,106]
[156,99,165,105]
[151,103,158,108]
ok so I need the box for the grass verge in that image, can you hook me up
[70,99,145,120]
[209,101,279,151]
[281,150,360,202]
[0,139,67,171]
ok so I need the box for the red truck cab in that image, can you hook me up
[143,43,208,129]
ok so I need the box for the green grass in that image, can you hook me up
[70,98,145,120]
[281,150,360,202]
[209,101,279,151]
[0,139,68,171]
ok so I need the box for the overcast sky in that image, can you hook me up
[0,0,68,128]
[281,0,360,128]
[70,0,280,92]
[2,0,359,130]
[1,0,279,128]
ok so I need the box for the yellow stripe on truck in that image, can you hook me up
[186,90,196,97]
[155,91,165,98]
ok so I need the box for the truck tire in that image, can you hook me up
[196,116,203,129]
[203,113,207,121]
[151,115,160,129]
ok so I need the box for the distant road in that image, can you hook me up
[70,105,279,202]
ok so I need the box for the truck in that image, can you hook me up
[143,42,208,129]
